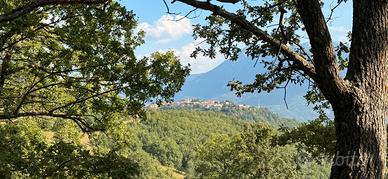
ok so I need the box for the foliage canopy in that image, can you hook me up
[0,0,189,131]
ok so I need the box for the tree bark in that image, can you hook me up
[0,53,10,96]
[330,95,387,178]
[330,0,388,178]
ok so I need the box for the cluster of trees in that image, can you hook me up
[195,124,332,178]
[0,1,189,177]
[0,108,335,178]
[0,0,189,131]
[0,119,144,178]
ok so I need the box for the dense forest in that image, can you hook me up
[0,105,335,178]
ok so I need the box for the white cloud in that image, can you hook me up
[136,41,225,74]
[173,42,226,74]
[136,15,224,74]
[137,15,192,43]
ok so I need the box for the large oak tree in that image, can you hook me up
[169,0,388,178]
[0,0,189,131]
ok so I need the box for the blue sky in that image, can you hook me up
[121,0,353,74]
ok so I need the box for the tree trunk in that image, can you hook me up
[330,97,387,178]
[329,0,388,178]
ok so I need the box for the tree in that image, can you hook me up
[0,115,173,178]
[0,119,140,178]
[168,0,387,177]
[0,0,189,131]
[278,115,336,158]
[195,124,331,178]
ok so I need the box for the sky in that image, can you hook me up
[120,0,353,74]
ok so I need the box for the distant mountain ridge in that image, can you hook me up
[175,56,319,121]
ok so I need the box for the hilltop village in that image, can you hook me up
[147,99,252,110]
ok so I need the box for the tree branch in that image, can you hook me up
[49,88,119,113]
[0,14,74,52]
[173,0,317,79]
[326,0,344,23]
[295,0,348,100]
[0,53,11,96]
[10,64,109,115]
[0,0,109,23]
[0,112,96,132]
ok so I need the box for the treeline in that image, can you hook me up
[0,109,335,178]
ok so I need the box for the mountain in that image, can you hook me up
[175,56,320,121]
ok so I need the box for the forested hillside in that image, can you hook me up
[158,99,300,127]
[0,108,333,178]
